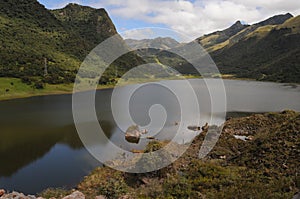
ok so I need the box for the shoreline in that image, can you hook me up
[0,76,273,102]
[0,110,299,198]
[1,75,298,102]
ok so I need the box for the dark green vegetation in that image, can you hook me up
[0,0,143,89]
[40,111,300,198]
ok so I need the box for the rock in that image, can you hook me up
[62,191,85,199]
[188,123,209,132]
[187,125,201,131]
[130,149,144,153]
[201,123,209,132]
[245,135,254,141]
[125,125,141,144]
[292,193,300,199]
[95,196,106,199]
[118,195,132,199]
[141,129,148,134]
[0,189,5,197]
[141,177,150,185]
[1,191,31,199]
[146,136,155,140]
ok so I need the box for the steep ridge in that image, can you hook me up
[197,20,248,49]
[152,13,299,83]
[0,1,144,86]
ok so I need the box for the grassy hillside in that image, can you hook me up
[0,0,86,83]
[212,16,300,83]
[197,20,249,49]
[51,3,117,47]
[0,0,145,98]
[152,13,299,83]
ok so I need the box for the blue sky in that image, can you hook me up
[38,0,300,41]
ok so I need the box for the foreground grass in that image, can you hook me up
[39,111,299,199]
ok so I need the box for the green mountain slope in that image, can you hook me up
[51,3,117,47]
[197,20,249,49]
[0,1,144,88]
[211,15,300,82]
[0,0,87,82]
[152,13,299,83]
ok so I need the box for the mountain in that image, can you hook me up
[207,13,293,52]
[0,1,144,86]
[51,3,117,47]
[0,0,85,81]
[0,1,298,86]
[125,37,180,50]
[211,14,300,82]
[197,20,249,49]
[154,13,299,83]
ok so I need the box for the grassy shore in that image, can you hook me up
[0,75,255,101]
[38,110,299,199]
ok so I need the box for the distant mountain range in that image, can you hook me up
[137,13,300,83]
[0,0,299,84]
[125,37,181,50]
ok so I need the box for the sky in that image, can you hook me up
[38,0,300,41]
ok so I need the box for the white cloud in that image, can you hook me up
[121,28,156,40]
[49,0,300,39]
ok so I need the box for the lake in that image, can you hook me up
[0,79,299,194]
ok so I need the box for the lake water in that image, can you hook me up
[0,79,299,194]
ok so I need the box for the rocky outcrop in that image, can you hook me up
[0,191,108,199]
[0,191,42,199]
[62,191,85,199]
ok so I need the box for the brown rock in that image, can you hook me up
[125,125,141,144]
[141,177,150,185]
[130,149,144,153]
[118,195,132,199]
[62,191,85,199]
[0,189,5,197]
[95,196,106,199]
[201,123,209,132]
[187,125,201,131]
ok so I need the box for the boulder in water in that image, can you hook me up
[125,125,141,144]
[187,125,201,131]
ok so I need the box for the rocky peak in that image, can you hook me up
[256,13,293,26]
[52,4,117,44]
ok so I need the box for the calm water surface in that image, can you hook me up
[0,79,299,194]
